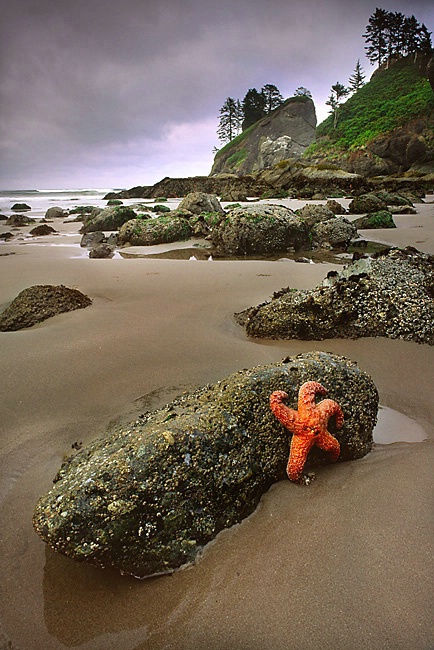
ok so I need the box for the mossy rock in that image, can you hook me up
[353,210,396,229]
[118,215,193,246]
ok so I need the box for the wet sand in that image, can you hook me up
[0,199,433,650]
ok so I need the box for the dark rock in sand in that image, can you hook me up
[80,231,106,248]
[88,244,114,259]
[32,351,378,577]
[0,232,14,241]
[211,204,309,255]
[0,285,92,331]
[236,247,434,345]
[107,199,123,206]
[29,224,58,237]
[45,206,66,219]
[11,203,31,211]
[81,206,138,234]
[6,214,36,227]
[0,214,8,221]
[389,205,417,215]
[325,199,347,215]
[352,211,396,229]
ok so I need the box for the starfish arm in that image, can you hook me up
[298,381,327,415]
[287,435,314,482]
[316,398,344,429]
[316,431,341,461]
[270,391,298,429]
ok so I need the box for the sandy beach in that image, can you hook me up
[0,195,433,650]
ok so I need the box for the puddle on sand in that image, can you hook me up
[373,405,427,444]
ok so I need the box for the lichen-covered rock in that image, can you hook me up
[211,204,309,255]
[326,199,347,215]
[177,192,225,215]
[81,206,138,233]
[32,351,378,577]
[118,215,193,246]
[236,247,434,345]
[348,193,387,214]
[311,216,357,249]
[0,285,92,331]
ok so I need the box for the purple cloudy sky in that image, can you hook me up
[1,0,433,190]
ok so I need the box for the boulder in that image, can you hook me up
[6,214,36,227]
[177,192,225,215]
[45,206,66,219]
[0,214,8,221]
[107,199,123,206]
[11,203,31,211]
[80,231,106,248]
[89,244,114,259]
[311,216,357,249]
[32,351,378,577]
[81,206,138,234]
[0,285,92,332]
[118,215,193,246]
[325,199,347,215]
[295,204,335,227]
[236,247,434,345]
[0,232,14,241]
[29,224,57,237]
[352,211,396,229]
[348,193,388,214]
[211,204,309,256]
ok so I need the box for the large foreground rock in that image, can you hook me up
[33,351,378,577]
[211,204,309,255]
[118,214,193,246]
[0,285,92,331]
[236,247,434,345]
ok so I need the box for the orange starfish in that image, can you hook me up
[270,381,344,484]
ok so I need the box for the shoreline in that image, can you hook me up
[1,195,433,650]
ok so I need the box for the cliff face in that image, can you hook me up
[211,97,316,176]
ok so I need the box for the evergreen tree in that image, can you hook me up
[402,15,422,56]
[261,84,284,114]
[348,60,366,93]
[387,11,406,57]
[217,97,242,144]
[418,24,433,57]
[326,82,349,128]
[364,7,390,65]
[294,86,312,98]
[241,88,266,130]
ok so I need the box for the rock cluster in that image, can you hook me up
[0,285,92,331]
[236,247,434,345]
[32,351,378,577]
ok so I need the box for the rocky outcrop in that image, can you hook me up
[32,351,378,577]
[211,97,316,175]
[236,247,434,345]
[211,204,309,255]
[0,285,92,331]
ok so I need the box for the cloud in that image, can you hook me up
[1,0,433,188]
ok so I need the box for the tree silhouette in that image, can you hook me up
[326,82,349,128]
[348,60,366,94]
[217,97,242,144]
[261,84,284,113]
[364,7,389,66]
[294,86,312,98]
[241,88,266,130]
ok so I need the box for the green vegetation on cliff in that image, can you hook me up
[310,57,434,155]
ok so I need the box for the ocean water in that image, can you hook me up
[0,188,133,218]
